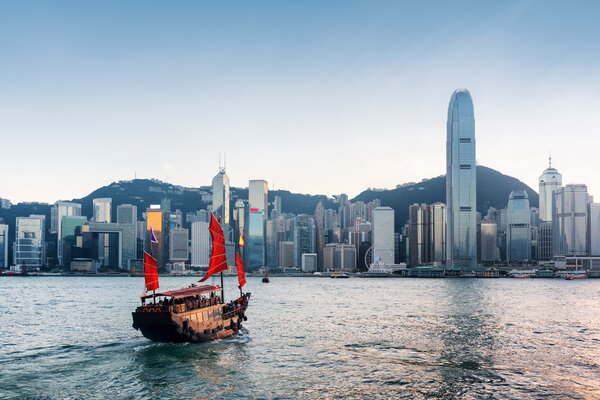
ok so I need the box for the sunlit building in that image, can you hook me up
[146,208,168,270]
[14,215,46,269]
[93,198,112,223]
[446,89,477,268]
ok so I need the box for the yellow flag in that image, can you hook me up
[239,232,245,247]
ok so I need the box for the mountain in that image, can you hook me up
[352,165,538,230]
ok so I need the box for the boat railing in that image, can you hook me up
[138,296,223,313]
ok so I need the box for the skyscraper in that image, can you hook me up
[190,221,210,268]
[117,204,137,225]
[553,184,590,257]
[212,167,230,238]
[293,215,316,268]
[249,180,268,220]
[245,207,265,271]
[446,89,477,268]
[14,215,46,269]
[506,191,531,262]
[0,223,8,268]
[93,198,112,223]
[372,207,394,265]
[539,157,562,222]
[590,203,600,256]
[54,201,82,265]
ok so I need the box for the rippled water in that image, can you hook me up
[1,276,599,399]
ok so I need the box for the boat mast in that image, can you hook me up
[220,271,224,303]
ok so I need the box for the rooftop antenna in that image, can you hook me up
[549,151,552,168]
[218,153,225,174]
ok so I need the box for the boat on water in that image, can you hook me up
[330,273,349,279]
[132,212,250,343]
[262,271,270,283]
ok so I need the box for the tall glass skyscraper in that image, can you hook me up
[538,158,562,222]
[553,184,590,257]
[446,89,477,268]
[212,167,230,239]
[506,191,531,262]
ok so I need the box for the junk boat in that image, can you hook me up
[262,271,270,283]
[132,212,250,343]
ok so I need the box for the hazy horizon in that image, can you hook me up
[2,1,599,203]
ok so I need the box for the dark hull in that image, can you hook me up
[132,303,249,343]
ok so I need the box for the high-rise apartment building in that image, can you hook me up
[506,191,531,262]
[538,159,562,222]
[372,207,394,265]
[553,184,590,257]
[93,198,112,223]
[446,89,477,268]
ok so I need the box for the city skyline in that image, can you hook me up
[2,2,600,203]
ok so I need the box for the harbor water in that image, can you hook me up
[1,276,599,399]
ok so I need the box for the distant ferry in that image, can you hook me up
[330,273,349,279]
[132,213,250,343]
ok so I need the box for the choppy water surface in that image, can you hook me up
[1,276,599,399]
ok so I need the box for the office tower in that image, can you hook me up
[245,207,265,270]
[408,203,446,267]
[146,208,168,270]
[249,180,268,220]
[233,200,246,239]
[61,216,88,267]
[14,215,45,269]
[265,220,277,268]
[278,241,294,269]
[590,203,600,256]
[169,228,189,263]
[54,201,82,265]
[160,198,171,213]
[0,223,8,268]
[75,222,136,269]
[168,210,183,230]
[446,89,477,268]
[479,221,499,262]
[553,184,590,257]
[93,198,112,223]
[212,166,230,237]
[190,221,210,268]
[324,243,356,271]
[314,202,325,270]
[538,222,553,260]
[301,253,317,273]
[117,204,137,225]
[538,158,562,222]
[293,215,316,268]
[273,195,282,218]
[506,191,531,262]
[372,207,395,265]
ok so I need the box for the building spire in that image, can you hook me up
[549,151,552,168]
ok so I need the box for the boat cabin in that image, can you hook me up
[137,285,222,313]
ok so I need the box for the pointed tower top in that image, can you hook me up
[548,151,552,168]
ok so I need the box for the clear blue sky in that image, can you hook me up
[1,1,599,203]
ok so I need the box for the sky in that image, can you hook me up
[1,1,600,204]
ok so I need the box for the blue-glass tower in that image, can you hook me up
[446,89,477,268]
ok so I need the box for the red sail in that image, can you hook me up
[236,252,246,288]
[143,251,159,292]
[199,213,228,282]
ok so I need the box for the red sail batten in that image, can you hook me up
[143,251,159,292]
[235,252,246,288]
[199,213,229,283]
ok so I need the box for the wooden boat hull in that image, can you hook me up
[132,303,249,343]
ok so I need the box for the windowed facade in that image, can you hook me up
[446,89,477,268]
